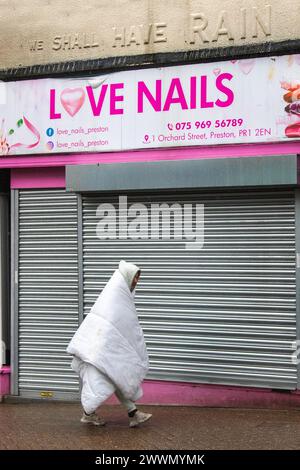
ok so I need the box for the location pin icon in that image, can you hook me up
[144,134,149,142]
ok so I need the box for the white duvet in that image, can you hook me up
[67,268,149,414]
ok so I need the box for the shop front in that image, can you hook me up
[2,52,300,406]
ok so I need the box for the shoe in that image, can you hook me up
[80,411,106,426]
[129,410,152,428]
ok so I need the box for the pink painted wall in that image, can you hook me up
[105,380,300,409]
[11,167,65,189]
[3,141,300,170]
[0,366,10,398]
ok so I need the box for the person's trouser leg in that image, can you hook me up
[115,388,152,427]
[115,388,137,415]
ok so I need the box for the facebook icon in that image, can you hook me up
[46,128,54,137]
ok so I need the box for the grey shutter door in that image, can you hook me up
[17,190,79,398]
[82,189,297,390]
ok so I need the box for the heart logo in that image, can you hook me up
[238,59,255,75]
[60,88,85,117]
[230,60,237,64]
[213,68,221,76]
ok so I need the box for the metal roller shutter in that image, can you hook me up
[17,190,79,397]
[82,189,297,390]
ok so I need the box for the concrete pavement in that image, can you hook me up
[0,403,299,450]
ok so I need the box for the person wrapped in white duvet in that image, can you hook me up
[67,260,152,428]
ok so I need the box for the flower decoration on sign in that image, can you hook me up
[282,81,300,138]
[0,119,10,155]
[0,116,40,156]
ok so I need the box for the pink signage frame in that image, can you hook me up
[9,141,300,189]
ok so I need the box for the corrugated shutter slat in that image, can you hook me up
[18,190,79,393]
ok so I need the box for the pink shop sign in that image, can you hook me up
[1,54,300,157]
